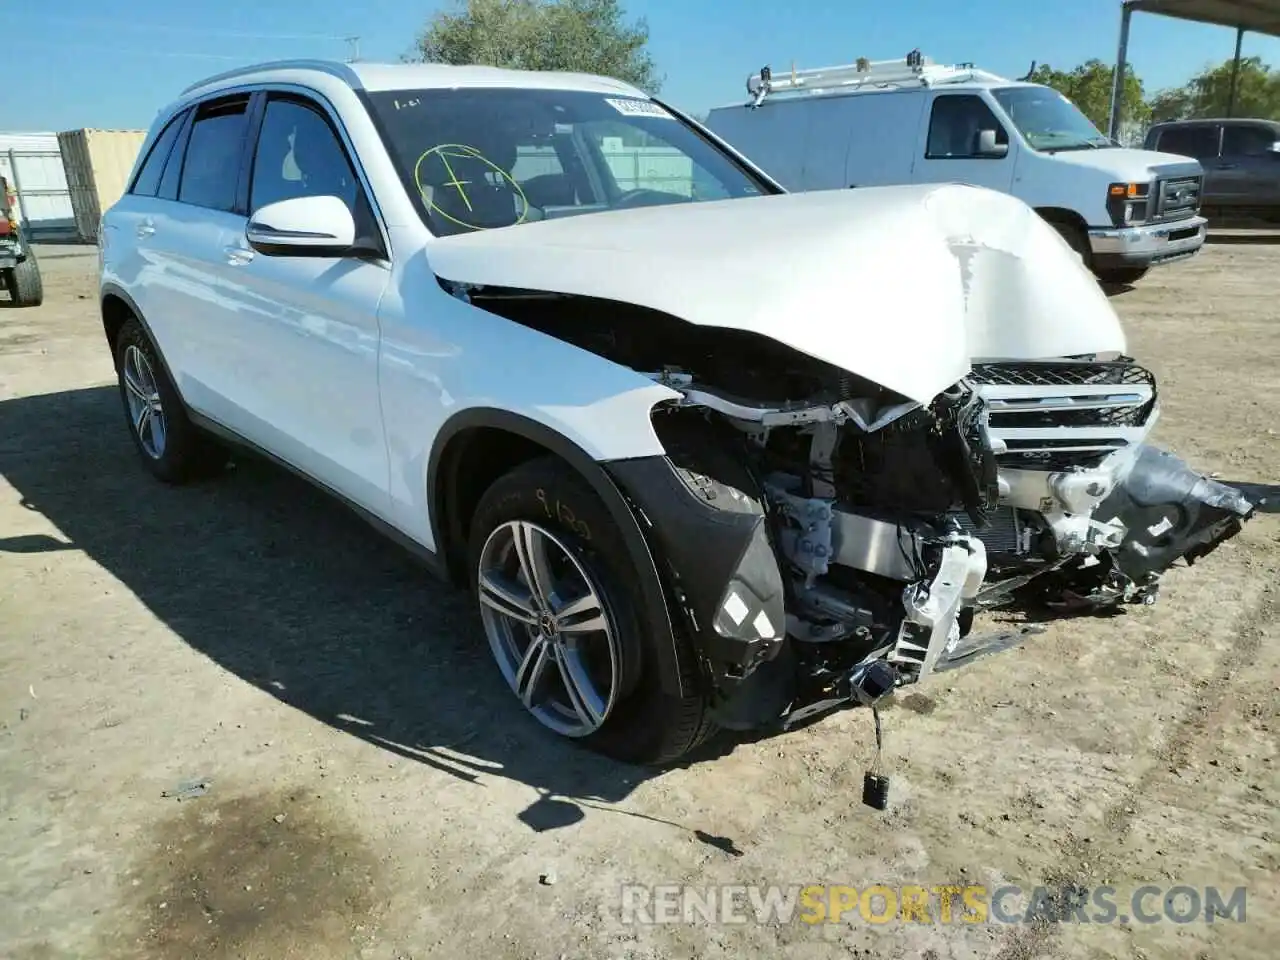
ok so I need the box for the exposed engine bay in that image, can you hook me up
[452,283,1258,726]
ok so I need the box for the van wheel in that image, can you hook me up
[114,318,227,483]
[468,456,715,764]
[1047,219,1092,269]
[5,253,43,307]
[1094,266,1149,286]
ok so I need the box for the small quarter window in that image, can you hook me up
[130,113,185,198]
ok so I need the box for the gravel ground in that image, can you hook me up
[1,240,1277,960]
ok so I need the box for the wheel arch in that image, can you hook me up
[427,406,689,698]
[100,283,184,399]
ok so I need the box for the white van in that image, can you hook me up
[705,55,1208,284]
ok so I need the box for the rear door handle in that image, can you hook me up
[224,244,255,265]
[1215,163,1240,170]
[136,219,155,238]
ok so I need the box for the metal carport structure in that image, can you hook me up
[1108,0,1280,136]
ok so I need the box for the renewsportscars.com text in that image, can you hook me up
[620,883,1248,926]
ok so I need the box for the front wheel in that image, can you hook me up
[1046,219,1091,269]
[1094,265,1150,286]
[468,456,715,764]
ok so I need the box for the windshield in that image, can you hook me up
[991,86,1113,152]
[363,88,771,236]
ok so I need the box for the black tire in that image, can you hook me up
[113,317,226,484]
[6,252,43,307]
[468,455,715,765]
[1094,265,1150,286]
[1046,218,1092,269]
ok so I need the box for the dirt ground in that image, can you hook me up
[1,240,1277,960]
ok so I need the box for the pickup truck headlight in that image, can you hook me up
[1107,181,1153,226]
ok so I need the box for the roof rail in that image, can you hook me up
[180,58,361,96]
[744,52,1008,107]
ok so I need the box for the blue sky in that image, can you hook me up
[9,0,1280,131]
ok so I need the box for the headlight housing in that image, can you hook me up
[1107,181,1153,226]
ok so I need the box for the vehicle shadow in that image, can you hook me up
[0,385,741,839]
[1205,230,1280,245]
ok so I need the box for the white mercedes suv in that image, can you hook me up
[100,60,1254,764]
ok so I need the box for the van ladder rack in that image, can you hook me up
[745,52,1008,107]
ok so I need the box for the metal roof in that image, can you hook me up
[1124,0,1280,35]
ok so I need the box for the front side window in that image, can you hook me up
[1221,123,1279,157]
[178,98,251,212]
[250,97,361,214]
[364,88,771,236]
[1156,125,1220,160]
[926,95,1010,159]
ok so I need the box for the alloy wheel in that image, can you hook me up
[122,344,167,459]
[476,520,621,738]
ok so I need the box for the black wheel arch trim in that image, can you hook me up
[100,282,187,405]
[427,407,690,698]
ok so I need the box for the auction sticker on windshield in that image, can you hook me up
[605,98,674,119]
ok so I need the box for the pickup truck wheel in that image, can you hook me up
[5,252,43,307]
[114,318,226,483]
[468,456,715,764]
[1094,266,1149,285]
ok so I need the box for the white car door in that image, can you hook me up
[125,96,256,406]
[912,92,1017,193]
[215,92,392,520]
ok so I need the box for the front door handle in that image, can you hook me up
[224,244,255,265]
[136,219,155,239]
[1215,163,1240,170]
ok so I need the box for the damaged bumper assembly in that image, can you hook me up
[615,356,1257,733]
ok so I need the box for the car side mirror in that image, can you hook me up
[976,129,1009,158]
[1269,141,1280,156]
[246,195,357,257]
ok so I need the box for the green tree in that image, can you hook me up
[1028,59,1150,130]
[1148,57,1280,120]
[411,0,662,92]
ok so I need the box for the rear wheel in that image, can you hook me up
[5,252,43,307]
[113,317,226,483]
[468,456,715,764]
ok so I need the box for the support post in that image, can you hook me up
[1108,3,1133,140]
[1227,26,1244,117]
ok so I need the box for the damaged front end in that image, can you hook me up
[628,355,1255,730]
[457,283,1255,731]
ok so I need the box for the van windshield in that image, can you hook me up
[991,86,1114,152]
[363,87,773,236]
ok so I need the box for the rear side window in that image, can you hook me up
[926,95,1008,159]
[178,98,251,212]
[1222,123,1278,157]
[1156,125,1219,160]
[130,113,185,197]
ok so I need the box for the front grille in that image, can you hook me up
[969,361,1154,389]
[969,361,1158,472]
[1155,175,1202,221]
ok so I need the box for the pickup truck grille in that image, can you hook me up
[1154,175,1202,222]
[968,361,1158,471]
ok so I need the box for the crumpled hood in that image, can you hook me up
[426,183,1126,405]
